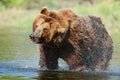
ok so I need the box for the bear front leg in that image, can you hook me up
[39,45,47,68]
[65,55,87,71]
[45,51,59,70]
[39,45,59,70]
[40,53,58,70]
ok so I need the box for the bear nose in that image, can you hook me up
[29,34,34,39]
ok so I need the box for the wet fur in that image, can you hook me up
[32,8,113,71]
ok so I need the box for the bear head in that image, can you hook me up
[29,7,70,44]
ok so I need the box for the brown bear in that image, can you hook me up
[29,7,113,71]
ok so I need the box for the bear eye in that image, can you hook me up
[43,28,48,32]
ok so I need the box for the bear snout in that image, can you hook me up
[29,34,39,43]
[33,29,41,37]
[30,29,41,39]
[29,34,34,39]
[29,33,45,44]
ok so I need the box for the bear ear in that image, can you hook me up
[40,7,49,15]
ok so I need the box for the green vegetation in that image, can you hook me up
[0,75,35,80]
[0,0,28,9]
[0,0,67,9]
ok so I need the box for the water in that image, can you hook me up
[0,26,120,80]
[0,62,120,80]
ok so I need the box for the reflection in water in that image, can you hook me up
[36,71,108,80]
